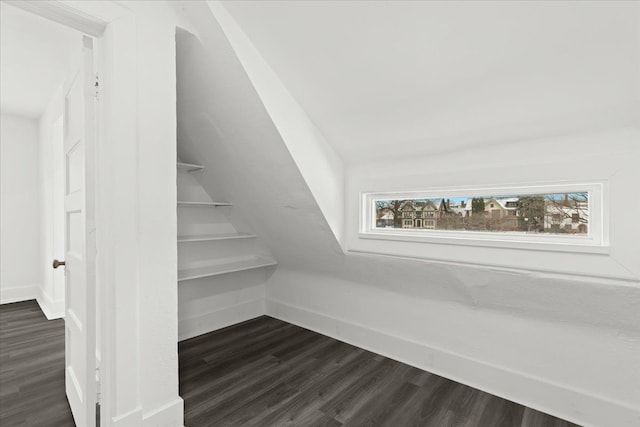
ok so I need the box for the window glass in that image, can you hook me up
[374,192,589,235]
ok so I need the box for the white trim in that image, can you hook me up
[266,298,640,427]
[361,181,607,254]
[96,11,141,427]
[358,231,609,254]
[4,0,108,36]
[142,398,184,427]
[179,298,265,341]
[36,288,65,319]
[111,406,143,427]
[0,285,39,305]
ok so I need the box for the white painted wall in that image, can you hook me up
[130,4,189,425]
[94,13,142,427]
[179,270,268,341]
[110,2,212,425]
[176,4,640,426]
[2,1,83,318]
[0,113,41,303]
[347,128,640,282]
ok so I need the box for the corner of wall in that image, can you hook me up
[178,296,266,341]
[36,286,65,319]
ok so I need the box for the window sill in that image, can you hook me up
[358,231,610,255]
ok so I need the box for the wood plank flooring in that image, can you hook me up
[1,301,580,427]
[0,300,74,427]
[180,316,580,427]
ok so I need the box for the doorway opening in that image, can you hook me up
[0,3,99,425]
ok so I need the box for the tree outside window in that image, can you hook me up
[374,192,588,235]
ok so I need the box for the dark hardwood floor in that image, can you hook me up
[180,316,580,427]
[0,300,74,427]
[0,301,579,427]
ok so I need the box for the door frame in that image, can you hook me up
[6,1,141,426]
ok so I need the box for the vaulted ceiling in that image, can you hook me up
[222,0,640,164]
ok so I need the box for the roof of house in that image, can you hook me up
[379,211,394,220]
[493,197,520,210]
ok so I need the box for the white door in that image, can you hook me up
[58,35,97,427]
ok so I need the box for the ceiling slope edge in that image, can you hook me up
[207,0,346,250]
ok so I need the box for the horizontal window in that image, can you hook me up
[360,183,606,253]
[373,192,588,234]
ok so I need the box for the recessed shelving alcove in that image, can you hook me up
[175,160,277,340]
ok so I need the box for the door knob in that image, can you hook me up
[53,259,66,269]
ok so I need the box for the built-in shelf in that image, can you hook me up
[177,233,256,243]
[178,256,277,282]
[177,162,204,172]
[177,201,232,207]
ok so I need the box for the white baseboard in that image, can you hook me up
[266,298,640,427]
[179,298,265,341]
[111,405,143,427]
[36,289,64,319]
[0,285,39,305]
[110,397,184,427]
[142,397,184,427]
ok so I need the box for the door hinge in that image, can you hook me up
[95,365,101,426]
[94,73,100,99]
[95,367,101,404]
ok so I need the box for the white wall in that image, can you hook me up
[176,4,640,426]
[114,3,197,426]
[135,9,182,426]
[347,128,640,282]
[0,113,41,303]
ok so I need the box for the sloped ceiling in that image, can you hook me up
[221,0,640,164]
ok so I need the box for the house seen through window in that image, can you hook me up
[374,192,589,235]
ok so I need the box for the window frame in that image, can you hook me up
[360,182,608,254]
